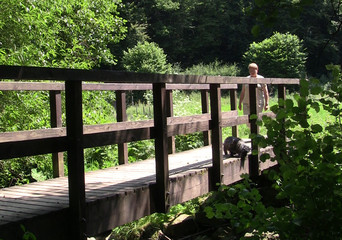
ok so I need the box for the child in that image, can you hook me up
[238,63,269,115]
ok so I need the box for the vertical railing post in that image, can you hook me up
[116,90,128,165]
[248,84,259,177]
[153,83,170,213]
[210,84,223,190]
[230,89,238,137]
[201,90,211,146]
[49,90,64,177]
[65,80,86,240]
[278,84,286,154]
[166,90,176,154]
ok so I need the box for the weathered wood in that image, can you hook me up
[116,90,128,165]
[230,89,238,137]
[0,81,239,92]
[201,90,211,146]
[152,83,170,213]
[209,84,223,190]
[0,112,252,160]
[248,84,259,177]
[0,135,67,160]
[65,80,86,240]
[166,90,176,154]
[50,90,64,178]
[0,145,276,240]
[0,65,299,84]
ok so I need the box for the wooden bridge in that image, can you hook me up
[0,65,299,240]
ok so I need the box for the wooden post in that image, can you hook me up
[49,90,64,177]
[230,89,238,137]
[278,84,286,157]
[166,90,176,154]
[201,90,211,145]
[65,80,86,240]
[248,84,259,177]
[116,90,128,165]
[153,83,170,213]
[210,84,223,190]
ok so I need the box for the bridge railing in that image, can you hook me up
[0,65,299,239]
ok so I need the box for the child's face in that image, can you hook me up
[249,67,258,77]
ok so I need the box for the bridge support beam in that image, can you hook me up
[65,80,86,240]
[210,84,223,190]
[153,83,170,213]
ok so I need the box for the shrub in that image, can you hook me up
[184,60,240,76]
[203,65,342,239]
[121,41,172,74]
[243,32,307,78]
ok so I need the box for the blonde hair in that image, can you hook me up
[248,63,258,70]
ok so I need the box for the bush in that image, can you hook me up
[203,65,342,239]
[184,60,240,76]
[243,32,307,78]
[121,41,173,74]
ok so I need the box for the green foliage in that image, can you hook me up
[122,41,172,73]
[119,0,255,67]
[204,176,273,238]
[84,146,118,171]
[0,0,127,68]
[111,195,203,239]
[255,65,342,239]
[203,65,342,239]
[243,32,307,78]
[183,61,240,76]
[128,140,155,162]
[20,225,36,240]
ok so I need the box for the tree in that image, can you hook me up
[0,0,127,69]
[122,41,172,73]
[243,32,307,78]
[249,0,342,78]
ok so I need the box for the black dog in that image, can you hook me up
[223,136,251,165]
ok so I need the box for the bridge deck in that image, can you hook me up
[0,143,275,240]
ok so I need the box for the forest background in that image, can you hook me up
[0,0,341,186]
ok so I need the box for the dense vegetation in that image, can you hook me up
[1,1,342,239]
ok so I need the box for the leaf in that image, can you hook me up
[251,24,260,37]
[311,124,323,133]
[276,108,286,120]
[260,153,270,162]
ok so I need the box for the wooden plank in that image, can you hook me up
[201,90,211,146]
[248,84,259,177]
[0,128,66,142]
[50,90,64,177]
[166,90,176,154]
[0,197,67,209]
[0,81,238,92]
[230,89,238,137]
[153,83,170,213]
[0,111,246,160]
[209,84,223,190]
[65,80,86,240]
[116,90,128,165]
[0,65,299,85]
[0,136,67,160]
[167,113,211,125]
[168,121,209,136]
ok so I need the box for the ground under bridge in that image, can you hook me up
[0,65,299,239]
